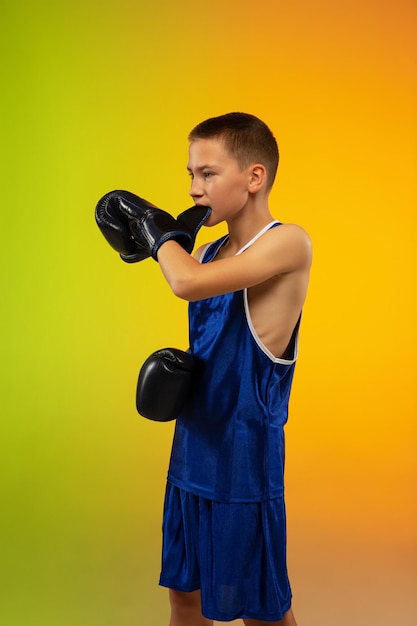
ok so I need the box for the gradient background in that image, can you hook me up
[1,1,416,624]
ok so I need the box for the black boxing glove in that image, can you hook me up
[176,204,212,252]
[136,348,196,422]
[95,190,150,263]
[118,194,211,260]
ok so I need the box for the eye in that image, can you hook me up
[203,171,213,179]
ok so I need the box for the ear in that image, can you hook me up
[248,164,267,193]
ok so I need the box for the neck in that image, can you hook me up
[225,198,275,253]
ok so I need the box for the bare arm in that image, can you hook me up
[156,224,312,302]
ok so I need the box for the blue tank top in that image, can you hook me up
[167,222,300,503]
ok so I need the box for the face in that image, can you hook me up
[187,138,252,226]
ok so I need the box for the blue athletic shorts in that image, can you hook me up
[159,482,292,622]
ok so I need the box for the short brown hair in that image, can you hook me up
[188,112,279,190]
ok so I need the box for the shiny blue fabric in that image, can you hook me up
[159,483,292,622]
[167,227,298,503]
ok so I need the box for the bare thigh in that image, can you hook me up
[169,589,213,626]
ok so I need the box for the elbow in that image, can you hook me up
[169,275,201,302]
[170,279,190,301]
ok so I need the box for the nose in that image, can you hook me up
[189,176,203,201]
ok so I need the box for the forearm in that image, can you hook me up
[157,240,201,301]
[157,224,312,302]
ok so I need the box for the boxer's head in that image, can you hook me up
[188,113,279,191]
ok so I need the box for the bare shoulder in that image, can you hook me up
[253,222,312,271]
[269,222,312,248]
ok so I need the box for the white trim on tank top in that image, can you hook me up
[199,221,299,364]
[199,221,279,263]
[236,221,298,364]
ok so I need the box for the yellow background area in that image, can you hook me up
[1,1,416,624]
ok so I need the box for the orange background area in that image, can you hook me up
[1,1,416,624]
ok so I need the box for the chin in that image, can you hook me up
[206,213,222,228]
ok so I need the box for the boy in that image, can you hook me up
[96,113,312,625]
